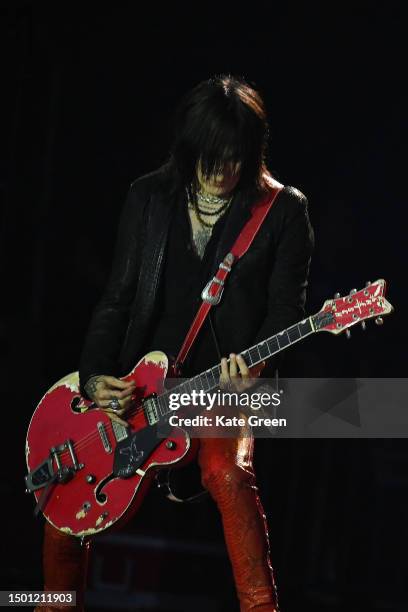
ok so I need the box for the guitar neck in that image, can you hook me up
[155,316,316,418]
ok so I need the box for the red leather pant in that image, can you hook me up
[36,435,279,612]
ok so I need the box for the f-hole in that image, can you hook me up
[71,396,95,414]
[95,473,116,504]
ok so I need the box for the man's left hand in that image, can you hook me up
[219,353,265,393]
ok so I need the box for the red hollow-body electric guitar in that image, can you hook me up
[25,280,393,537]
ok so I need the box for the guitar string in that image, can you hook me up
[60,345,272,457]
[57,349,262,460]
[55,320,318,460]
[56,346,268,460]
[53,308,376,463]
[57,397,162,459]
[56,332,294,460]
[56,367,224,459]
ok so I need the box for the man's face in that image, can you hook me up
[197,159,241,197]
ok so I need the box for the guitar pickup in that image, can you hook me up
[143,394,159,425]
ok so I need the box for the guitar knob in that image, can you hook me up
[346,329,351,339]
[334,292,341,299]
[86,474,96,484]
[361,321,366,331]
[375,317,384,325]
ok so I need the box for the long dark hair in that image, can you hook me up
[166,75,271,202]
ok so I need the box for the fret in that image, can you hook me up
[299,318,313,336]
[191,375,201,393]
[247,348,258,367]
[239,350,250,366]
[200,371,210,391]
[185,380,194,394]
[176,381,187,397]
[267,336,279,355]
[157,395,166,416]
[212,364,221,388]
[203,369,211,388]
[276,330,290,349]
[159,392,169,416]
[258,341,269,360]
[179,378,187,395]
[154,316,316,424]
[207,368,217,389]
[198,373,208,392]
[287,324,301,343]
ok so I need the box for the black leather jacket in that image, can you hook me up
[79,166,314,392]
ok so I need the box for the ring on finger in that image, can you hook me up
[109,397,121,412]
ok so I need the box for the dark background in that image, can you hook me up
[2,2,407,611]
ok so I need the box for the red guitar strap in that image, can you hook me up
[173,180,284,374]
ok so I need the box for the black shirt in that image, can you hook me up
[146,194,232,377]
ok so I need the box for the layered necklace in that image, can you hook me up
[187,189,233,228]
[186,188,233,259]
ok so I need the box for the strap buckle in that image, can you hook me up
[200,253,235,305]
[201,277,224,305]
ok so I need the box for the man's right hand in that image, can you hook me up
[84,375,136,426]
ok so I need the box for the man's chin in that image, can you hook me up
[206,185,233,197]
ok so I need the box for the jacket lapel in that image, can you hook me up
[132,187,175,318]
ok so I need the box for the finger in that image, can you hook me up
[118,386,135,399]
[98,399,129,423]
[117,395,134,414]
[219,357,231,388]
[236,354,250,378]
[112,386,135,399]
[105,376,136,389]
[101,393,134,411]
[98,388,133,402]
[97,398,125,411]
[229,354,238,378]
[98,389,131,401]
[220,357,229,378]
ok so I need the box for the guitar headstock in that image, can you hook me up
[312,279,394,336]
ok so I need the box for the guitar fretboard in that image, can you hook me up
[154,317,315,419]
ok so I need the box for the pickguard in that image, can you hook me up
[113,426,162,478]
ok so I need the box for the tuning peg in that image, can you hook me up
[350,288,357,295]
[334,292,341,298]
[365,281,371,287]
[361,321,366,331]
[346,329,351,339]
[375,317,384,325]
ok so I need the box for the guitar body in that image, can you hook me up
[25,351,195,537]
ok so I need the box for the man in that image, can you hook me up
[38,75,314,612]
